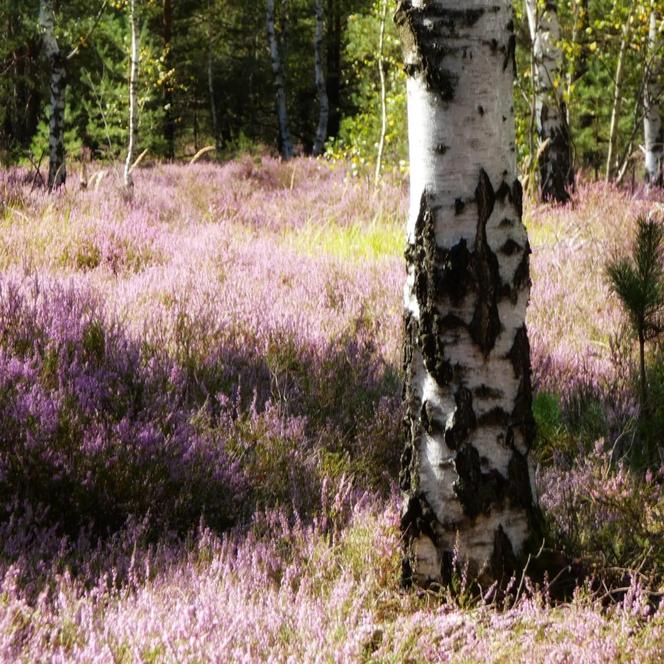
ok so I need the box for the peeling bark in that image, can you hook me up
[39,0,66,190]
[124,0,139,189]
[313,0,329,156]
[644,4,664,187]
[267,0,294,159]
[398,0,539,588]
[525,0,573,203]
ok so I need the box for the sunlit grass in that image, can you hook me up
[285,215,403,262]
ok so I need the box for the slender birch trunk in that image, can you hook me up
[374,0,389,184]
[124,0,139,189]
[644,5,664,187]
[39,0,66,190]
[208,44,220,151]
[606,14,632,182]
[313,0,329,156]
[267,0,294,159]
[565,0,589,122]
[396,0,539,587]
[525,0,573,203]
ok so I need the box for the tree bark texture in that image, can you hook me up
[39,0,66,190]
[313,0,329,156]
[644,5,664,187]
[396,0,539,588]
[326,0,342,138]
[267,0,294,159]
[124,0,139,189]
[525,0,573,203]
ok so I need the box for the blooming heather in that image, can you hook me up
[0,158,661,660]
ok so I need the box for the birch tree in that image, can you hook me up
[644,3,664,187]
[39,0,67,190]
[375,0,389,183]
[267,0,294,159]
[313,0,329,156]
[525,0,573,203]
[396,0,539,587]
[124,0,139,189]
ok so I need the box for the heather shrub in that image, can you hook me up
[539,440,664,581]
[0,280,247,534]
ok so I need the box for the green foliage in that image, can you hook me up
[606,217,664,340]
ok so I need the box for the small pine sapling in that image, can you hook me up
[606,215,664,464]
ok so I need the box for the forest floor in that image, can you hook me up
[1,157,664,662]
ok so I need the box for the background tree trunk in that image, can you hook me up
[312,0,329,156]
[397,0,539,587]
[124,0,139,189]
[163,0,175,160]
[374,0,388,184]
[525,0,573,203]
[644,4,663,187]
[39,0,66,190]
[267,0,294,159]
[326,0,341,139]
[606,12,632,182]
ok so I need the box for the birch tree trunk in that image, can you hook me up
[396,0,539,587]
[606,14,632,182]
[124,0,139,189]
[644,5,664,187]
[267,0,294,159]
[375,0,389,184]
[39,0,66,190]
[525,0,573,203]
[313,0,329,156]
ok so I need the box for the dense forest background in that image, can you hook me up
[1,0,662,187]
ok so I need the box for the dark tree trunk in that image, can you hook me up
[39,0,67,189]
[163,0,175,159]
[326,0,341,138]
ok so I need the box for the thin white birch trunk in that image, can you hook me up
[606,13,632,182]
[374,0,389,184]
[312,0,329,156]
[397,0,538,587]
[525,0,573,202]
[644,4,663,187]
[39,0,66,190]
[124,0,139,189]
[267,0,294,159]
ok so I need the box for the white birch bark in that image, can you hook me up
[606,11,632,182]
[39,0,66,190]
[313,0,329,156]
[525,0,573,202]
[375,0,389,184]
[267,0,294,159]
[644,5,664,187]
[397,0,538,587]
[124,0,139,189]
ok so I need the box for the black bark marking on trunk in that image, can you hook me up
[470,169,502,356]
[503,34,516,75]
[477,407,510,427]
[507,326,537,450]
[421,400,445,438]
[401,492,440,587]
[512,179,523,218]
[507,450,533,508]
[538,104,574,203]
[435,143,449,155]
[453,443,506,519]
[395,1,485,101]
[400,311,421,492]
[474,384,504,400]
[444,386,476,450]
[455,198,465,215]
[491,525,517,580]
[500,239,522,256]
[513,242,531,291]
